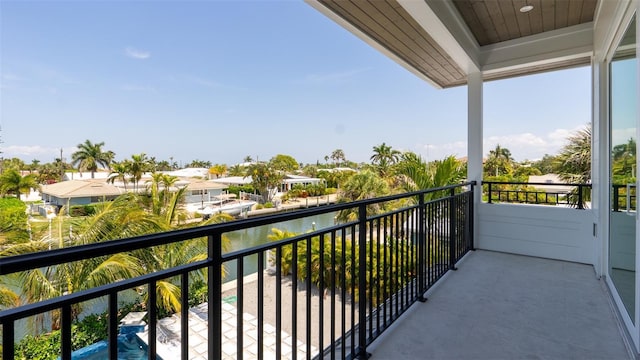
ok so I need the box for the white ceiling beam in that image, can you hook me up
[397,0,480,75]
[480,23,594,75]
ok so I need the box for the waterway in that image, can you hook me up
[223,211,337,281]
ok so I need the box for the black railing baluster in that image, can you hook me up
[257,252,264,360]
[341,227,347,360]
[148,280,157,360]
[237,258,244,359]
[356,204,369,358]
[368,219,373,340]
[276,247,282,360]
[291,243,298,360]
[108,293,118,359]
[3,319,14,360]
[61,305,72,360]
[330,231,336,360]
[350,224,356,358]
[209,233,222,360]
[181,273,189,360]
[319,234,324,356]
[307,235,312,358]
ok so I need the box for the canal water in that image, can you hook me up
[223,211,337,281]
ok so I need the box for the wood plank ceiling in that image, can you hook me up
[316,0,598,87]
[453,0,598,46]
[317,0,468,87]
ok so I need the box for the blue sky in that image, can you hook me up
[1,0,591,166]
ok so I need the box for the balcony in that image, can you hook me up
[368,250,631,359]
[0,182,632,359]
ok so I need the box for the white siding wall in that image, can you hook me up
[477,203,596,265]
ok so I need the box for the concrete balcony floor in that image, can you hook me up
[367,250,633,360]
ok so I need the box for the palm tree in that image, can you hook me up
[209,164,227,178]
[228,164,244,176]
[555,126,591,184]
[395,153,465,199]
[107,161,130,190]
[371,142,401,176]
[336,170,390,222]
[129,153,150,192]
[29,159,41,174]
[243,156,254,163]
[71,140,112,178]
[331,149,346,167]
[484,144,514,177]
[0,169,38,198]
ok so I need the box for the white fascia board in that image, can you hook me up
[398,0,481,74]
[305,0,444,89]
[481,23,594,74]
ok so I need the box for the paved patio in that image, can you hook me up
[367,250,633,360]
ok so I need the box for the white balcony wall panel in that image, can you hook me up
[477,203,596,265]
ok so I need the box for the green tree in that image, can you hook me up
[128,153,151,192]
[107,161,130,190]
[0,169,38,198]
[208,164,228,178]
[269,154,299,172]
[555,126,591,184]
[370,142,401,176]
[532,154,557,174]
[243,156,254,163]
[228,164,244,176]
[330,149,346,167]
[336,170,390,222]
[0,197,30,244]
[395,153,465,198]
[484,144,514,177]
[245,163,283,203]
[71,140,112,178]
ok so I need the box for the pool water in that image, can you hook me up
[71,334,161,360]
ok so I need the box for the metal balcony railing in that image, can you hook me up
[0,182,475,360]
[612,184,636,212]
[483,181,592,209]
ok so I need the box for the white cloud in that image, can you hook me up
[418,125,590,162]
[125,46,151,59]
[2,145,75,161]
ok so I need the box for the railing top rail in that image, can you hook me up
[0,260,208,321]
[482,181,591,187]
[0,182,475,276]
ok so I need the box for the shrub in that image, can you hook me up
[0,197,29,243]
[69,204,97,217]
[325,188,337,195]
[264,202,274,208]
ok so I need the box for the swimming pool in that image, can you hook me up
[70,333,162,360]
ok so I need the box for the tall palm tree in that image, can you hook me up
[243,155,254,163]
[485,144,514,177]
[371,142,401,176]
[71,140,112,178]
[331,149,346,167]
[129,153,150,192]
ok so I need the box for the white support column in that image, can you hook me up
[467,72,483,247]
[592,59,608,278]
